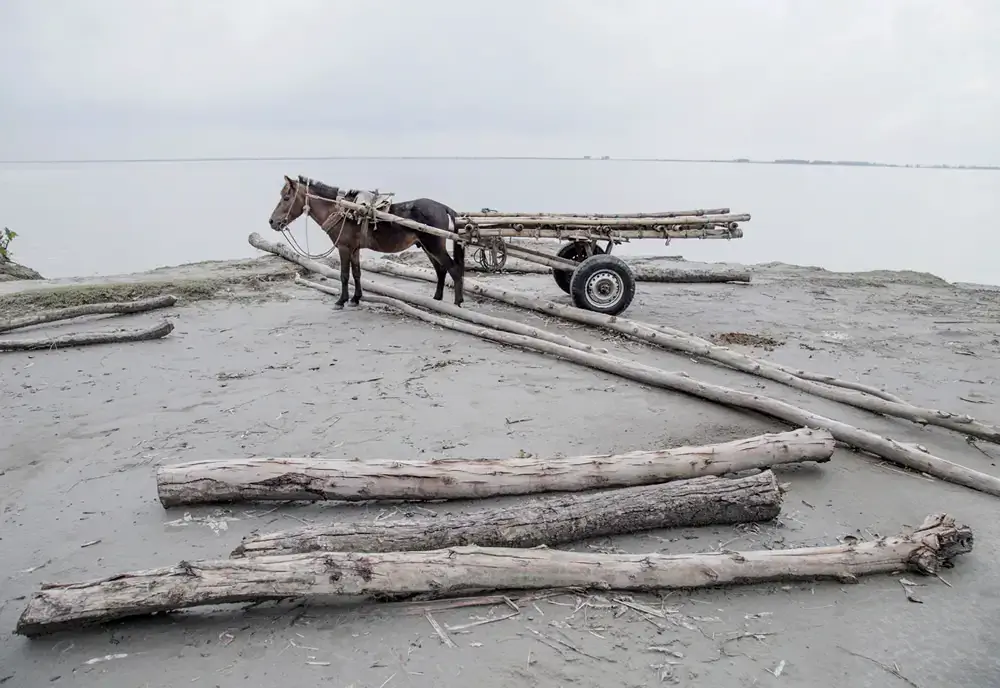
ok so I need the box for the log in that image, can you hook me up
[0,320,174,352]
[628,265,752,284]
[459,207,731,219]
[233,471,784,557]
[14,513,973,637]
[461,213,751,228]
[156,427,832,507]
[294,278,1000,498]
[0,295,177,334]
[251,234,989,439]
[295,274,612,357]
[469,226,742,240]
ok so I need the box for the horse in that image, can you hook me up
[267,175,465,308]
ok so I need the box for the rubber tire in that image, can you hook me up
[569,254,637,316]
[552,242,605,294]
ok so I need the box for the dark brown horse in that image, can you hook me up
[268,175,465,308]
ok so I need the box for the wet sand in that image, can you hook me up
[1,254,999,687]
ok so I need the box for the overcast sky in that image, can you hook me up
[0,0,995,164]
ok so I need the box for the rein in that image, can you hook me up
[278,180,347,260]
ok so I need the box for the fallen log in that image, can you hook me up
[299,281,1000,498]
[233,471,783,557]
[628,264,752,284]
[0,321,174,352]
[251,233,989,438]
[15,513,972,637]
[295,273,611,357]
[0,295,177,334]
[156,427,832,507]
[391,249,752,283]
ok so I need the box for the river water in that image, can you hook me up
[2,159,997,285]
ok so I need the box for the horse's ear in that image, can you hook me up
[283,175,293,186]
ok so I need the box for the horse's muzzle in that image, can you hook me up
[269,219,286,231]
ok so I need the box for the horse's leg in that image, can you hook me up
[450,239,465,307]
[335,245,351,309]
[418,239,448,301]
[349,248,363,306]
[424,239,463,306]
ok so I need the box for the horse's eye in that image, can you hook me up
[283,194,290,201]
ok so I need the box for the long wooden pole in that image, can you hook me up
[157,427,832,507]
[459,207,731,219]
[14,514,972,637]
[232,471,784,557]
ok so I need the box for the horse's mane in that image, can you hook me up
[297,176,341,201]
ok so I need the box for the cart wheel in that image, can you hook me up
[569,254,636,316]
[553,241,605,294]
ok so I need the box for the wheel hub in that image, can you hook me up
[585,270,623,307]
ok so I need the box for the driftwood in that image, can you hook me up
[254,234,995,439]
[459,207,731,219]
[390,249,753,283]
[156,427,832,507]
[0,321,174,352]
[461,213,751,227]
[0,295,177,334]
[630,265,752,284]
[15,513,972,637]
[233,471,784,557]
[288,275,1000,498]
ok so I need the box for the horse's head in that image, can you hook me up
[268,175,308,231]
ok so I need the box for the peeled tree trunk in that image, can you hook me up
[156,428,834,507]
[15,514,972,638]
[233,471,784,557]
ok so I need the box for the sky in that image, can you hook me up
[0,0,996,164]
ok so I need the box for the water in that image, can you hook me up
[2,159,998,285]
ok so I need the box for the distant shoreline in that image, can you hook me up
[0,155,996,171]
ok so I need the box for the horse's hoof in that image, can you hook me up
[348,301,360,308]
[334,302,346,310]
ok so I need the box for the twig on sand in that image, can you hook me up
[838,646,924,687]
[0,321,174,352]
[424,611,457,648]
[445,611,520,632]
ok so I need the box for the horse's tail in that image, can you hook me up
[446,206,465,272]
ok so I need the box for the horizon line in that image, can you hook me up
[1,155,997,169]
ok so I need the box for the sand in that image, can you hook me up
[1,252,999,687]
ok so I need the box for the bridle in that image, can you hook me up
[276,179,348,260]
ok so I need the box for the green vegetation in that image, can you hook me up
[0,227,16,262]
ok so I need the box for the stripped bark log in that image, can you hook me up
[0,321,174,352]
[0,295,177,334]
[294,274,611,357]
[14,513,972,637]
[250,234,989,438]
[156,427,832,507]
[459,208,731,219]
[629,265,752,284]
[460,213,751,227]
[300,283,1000,498]
[233,471,783,557]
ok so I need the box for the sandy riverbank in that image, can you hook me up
[1,250,999,687]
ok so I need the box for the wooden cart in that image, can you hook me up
[330,197,749,316]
